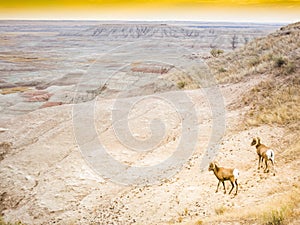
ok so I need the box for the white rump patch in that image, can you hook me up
[266,149,275,162]
[233,168,239,180]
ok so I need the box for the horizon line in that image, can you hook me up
[0,19,290,24]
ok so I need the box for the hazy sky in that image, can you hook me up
[0,0,299,22]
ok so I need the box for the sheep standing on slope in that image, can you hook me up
[251,137,276,175]
[208,162,239,195]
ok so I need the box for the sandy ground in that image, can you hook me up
[1,77,297,225]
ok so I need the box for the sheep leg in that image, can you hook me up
[271,159,276,176]
[234,180,238,195]
[229,181,234,195]
[215,180,220,193]
[264,159,269,173]
[260,157,264,168]
[222,181,226,194]
[258,156,262,170]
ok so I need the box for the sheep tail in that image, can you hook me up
[233,168,239,180]
[267,149,275,162]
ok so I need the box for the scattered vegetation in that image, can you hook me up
[177,81,186,89]
[260,189,300,225]
[262,205,291,225]
[208,22,299,83]
[188,21,300,225]
[0,217,24,225]
[198,188,300,225]
[242,77,299,130]
[207,22,300,132]
[164,68,202,90]
[210,48,224,57]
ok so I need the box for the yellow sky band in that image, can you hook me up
[0,1,299,22]
[1,0,300,9]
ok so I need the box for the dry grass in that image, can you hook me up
[195,188,300,225]
[207,22,300,136]
[0,87,31,95]
[279,138,300,163]
[177,81,187,89]
[214,205,229,215]
[210,48,224,57]
[207,22,300,84]
[242,76,300,130]
[0,217,24,225]
[260,189,300,225]
[164,69,202,90]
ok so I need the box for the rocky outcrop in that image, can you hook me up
[21,91,53,102]
[67,24,202,38]
[40,101,63,108]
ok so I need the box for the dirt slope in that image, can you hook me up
[0,22,299,224]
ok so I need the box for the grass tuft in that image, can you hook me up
[273,56,287,68]
[177,81,186,89]
[210,48,224,57]
[285,62,296,74]
[262,206,290,225]
[218,67,227,73]
[248,56,260,67]
[0,217,25,225]
[214,205,228,215]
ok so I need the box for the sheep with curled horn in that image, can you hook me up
[251,137,276,175]
[208,161,239,195]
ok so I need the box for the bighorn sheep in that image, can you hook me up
[208,161,239,195]
[251,137,275,175]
